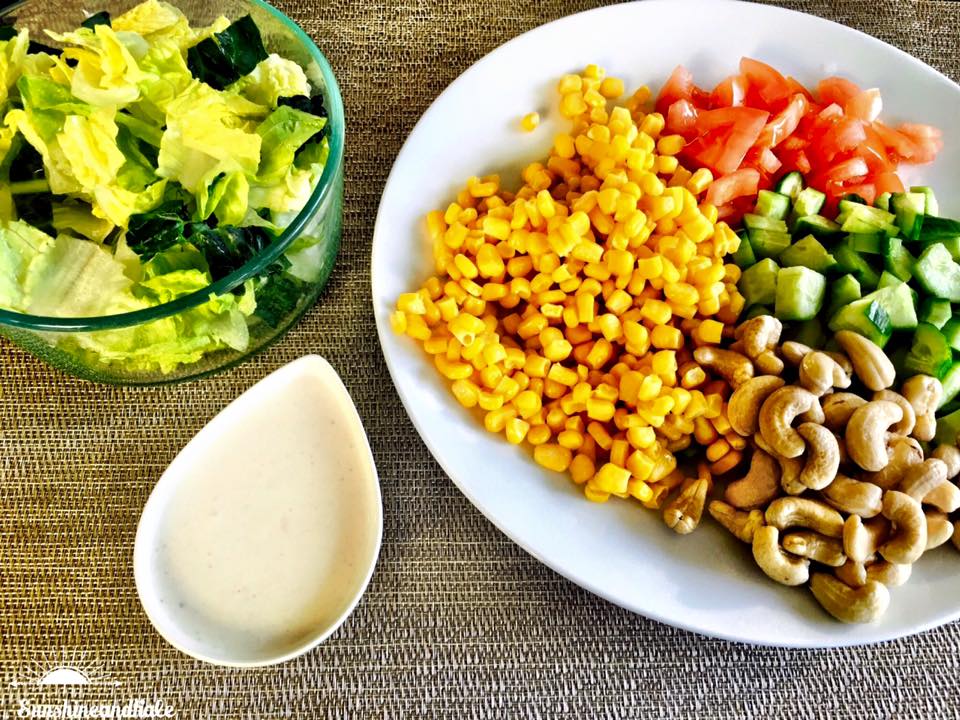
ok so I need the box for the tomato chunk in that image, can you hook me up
[656,65,695,114]
[740,57,792,107]
[705,168,760,207]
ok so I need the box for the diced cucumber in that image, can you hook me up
[920,299,953,329]
[883,236,915,282]
[904,323,953,378]
[837,201,896,230]
[910,186,939,216]
[775,266,826,321]
[938,363,960,409]
[849,233,883,254]
[779,235,837,273]
[775,171,804,201]
[834,242,881,291]
[875,192,892,212]
[828,298,892,347]
[744,214,788,232]
[877,271,901,289]
[749,229,792,259]
[891,191,926,241]
[889,344,910,379]
[754,190,791,220]
[914,243,960,302]
[862,282,917,330]
[918,216,960,244]
[935,406,960,445]
[732,231,757,268]
[842,193,869,206]
[793,318,825,348]
[942,318,960,352]
[739,258,779,307]
[940,237,960,261]
[793,187,826,217]
[827,274,861,318]
[791,215,842,238]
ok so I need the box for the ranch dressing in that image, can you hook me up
[135,356,382,666]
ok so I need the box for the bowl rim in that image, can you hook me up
[0,0,345,332]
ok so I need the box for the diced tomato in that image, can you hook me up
[819,117,867,161]
[740,57,792,107]
[780,135,809,151]
[858,125,895,173]
[688,107,768,175]
[825,156,869,184]
[817,76,861,106]
[750,147,782,174]
[656,65,695,114]
[711,74,748,108]
[785,76,816,104]
[841,182,877,205]
[872,121,918,161]
[705,167,760,207]
[845,88,883,122]
[756,93,808,148]
[666,99,699,136]
[873,171,905,195]
[897,123,944,163]
[794,150,812,174]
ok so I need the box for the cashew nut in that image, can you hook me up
[872,389,916,437]
[822,393,867,432]
[663,478,708,535]
[811,574,890,623]
[759,386,820,458]
[931,444,960,480]
[782,341,813,366]
[755,433,805,495]
[752,526,810,586]
[796,423,840,491]
[765,497,845,538]
[926,512,954,550]
[835,330,896,391]
[864,436,923,490]
[727,376,786,437]
[799,351,851,396]
[736,315,782,358]
[878,491,927,565]
[724,449,781,509]
[824,351,854,377]
[843,515,889,564]
[835,559,868,588]
[901,375,943,442]
[865,561,912,587]
[954,522,960,552]
[845,400,904,472]
[900,458,948,501]
[708,501,764,543]
[822,474,883,518]
[755,350,785,376]
[924,481,960,513]
[692,347,754,388]
[782,531,846,567]
[799,398,825,425]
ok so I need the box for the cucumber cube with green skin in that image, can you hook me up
[849,233,883,254]
[914,243,960,302]
[919,298,952,329]
[935,406,960,445]
[828,298,892,347]
[732,231,757,268]
[791,215,842,238]
[883,236,915,281]
[875,192,892,212]
[938,363,960,409]
[739,258,779,307]
[910,186,939,216]
[942,318,960,353]
[779,235,837,273]
[775,171,804,201]
[891,191,926,240]
[775,266,826,321]
[754,190,791,220]
[904,323,953,378]
[919,216,960,244]
[834,242,881,290]
[940,237,960,261]
[749,230,792,259]
[793,187,826,217]
[877,271,901,289]
[861,282,917,330]
[827,274,861,318]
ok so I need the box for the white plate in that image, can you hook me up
[371,0,960,646]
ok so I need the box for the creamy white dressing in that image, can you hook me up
[136,357,381,665]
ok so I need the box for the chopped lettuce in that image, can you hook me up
[0,2,331,374]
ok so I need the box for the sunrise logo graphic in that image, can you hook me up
[9,651,117,689]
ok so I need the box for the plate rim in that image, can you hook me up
[370,0,960,648]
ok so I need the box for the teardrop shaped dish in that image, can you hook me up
[134,356,382,666]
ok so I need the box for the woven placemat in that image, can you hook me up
[2,1,960,717]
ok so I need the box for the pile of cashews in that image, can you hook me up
[668,314,960,623]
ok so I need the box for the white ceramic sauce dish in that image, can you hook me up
[134,356,382,666]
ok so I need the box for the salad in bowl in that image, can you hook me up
[0,0,344,383]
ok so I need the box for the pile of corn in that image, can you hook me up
[391,65,748,507]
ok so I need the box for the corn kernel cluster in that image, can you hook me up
[392,65,748,506]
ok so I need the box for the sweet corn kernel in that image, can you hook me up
[592,463,631,494]
[521,112,540,132]
[569,454,596,484]
[534,444,573,472]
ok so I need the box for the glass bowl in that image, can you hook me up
[0,0,345,384]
